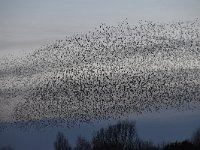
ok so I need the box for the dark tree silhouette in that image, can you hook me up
[139,141,158,150]
[91,120,144,150]
[54,132,71,150]
[191,127,200,149]
[163,140,196,150]
[74,136,91,150]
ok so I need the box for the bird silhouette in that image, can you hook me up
[0,19,200,130]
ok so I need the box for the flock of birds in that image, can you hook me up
[0,19,200,129]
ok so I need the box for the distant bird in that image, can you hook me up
[0,19,200,130]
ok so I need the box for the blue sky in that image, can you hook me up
[0,0,200,56]
[1,110,200,150]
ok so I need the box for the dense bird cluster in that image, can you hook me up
[0,20,200,128]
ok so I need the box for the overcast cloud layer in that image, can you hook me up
[0,0,200,57]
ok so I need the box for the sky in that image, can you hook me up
[0,0,200,149]
[0,110,200,150]
[0,0,200,57]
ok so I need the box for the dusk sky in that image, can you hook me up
[0,0,200,56]
[0,0,200,150]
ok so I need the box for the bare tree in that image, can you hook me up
[91,120,142,150]
[54,132,71,150]
[74,136,91,150]
[191,127,200,148]
[163,140,195,150]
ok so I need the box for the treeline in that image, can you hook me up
[53,121,200,150]
[1,121,200,150]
